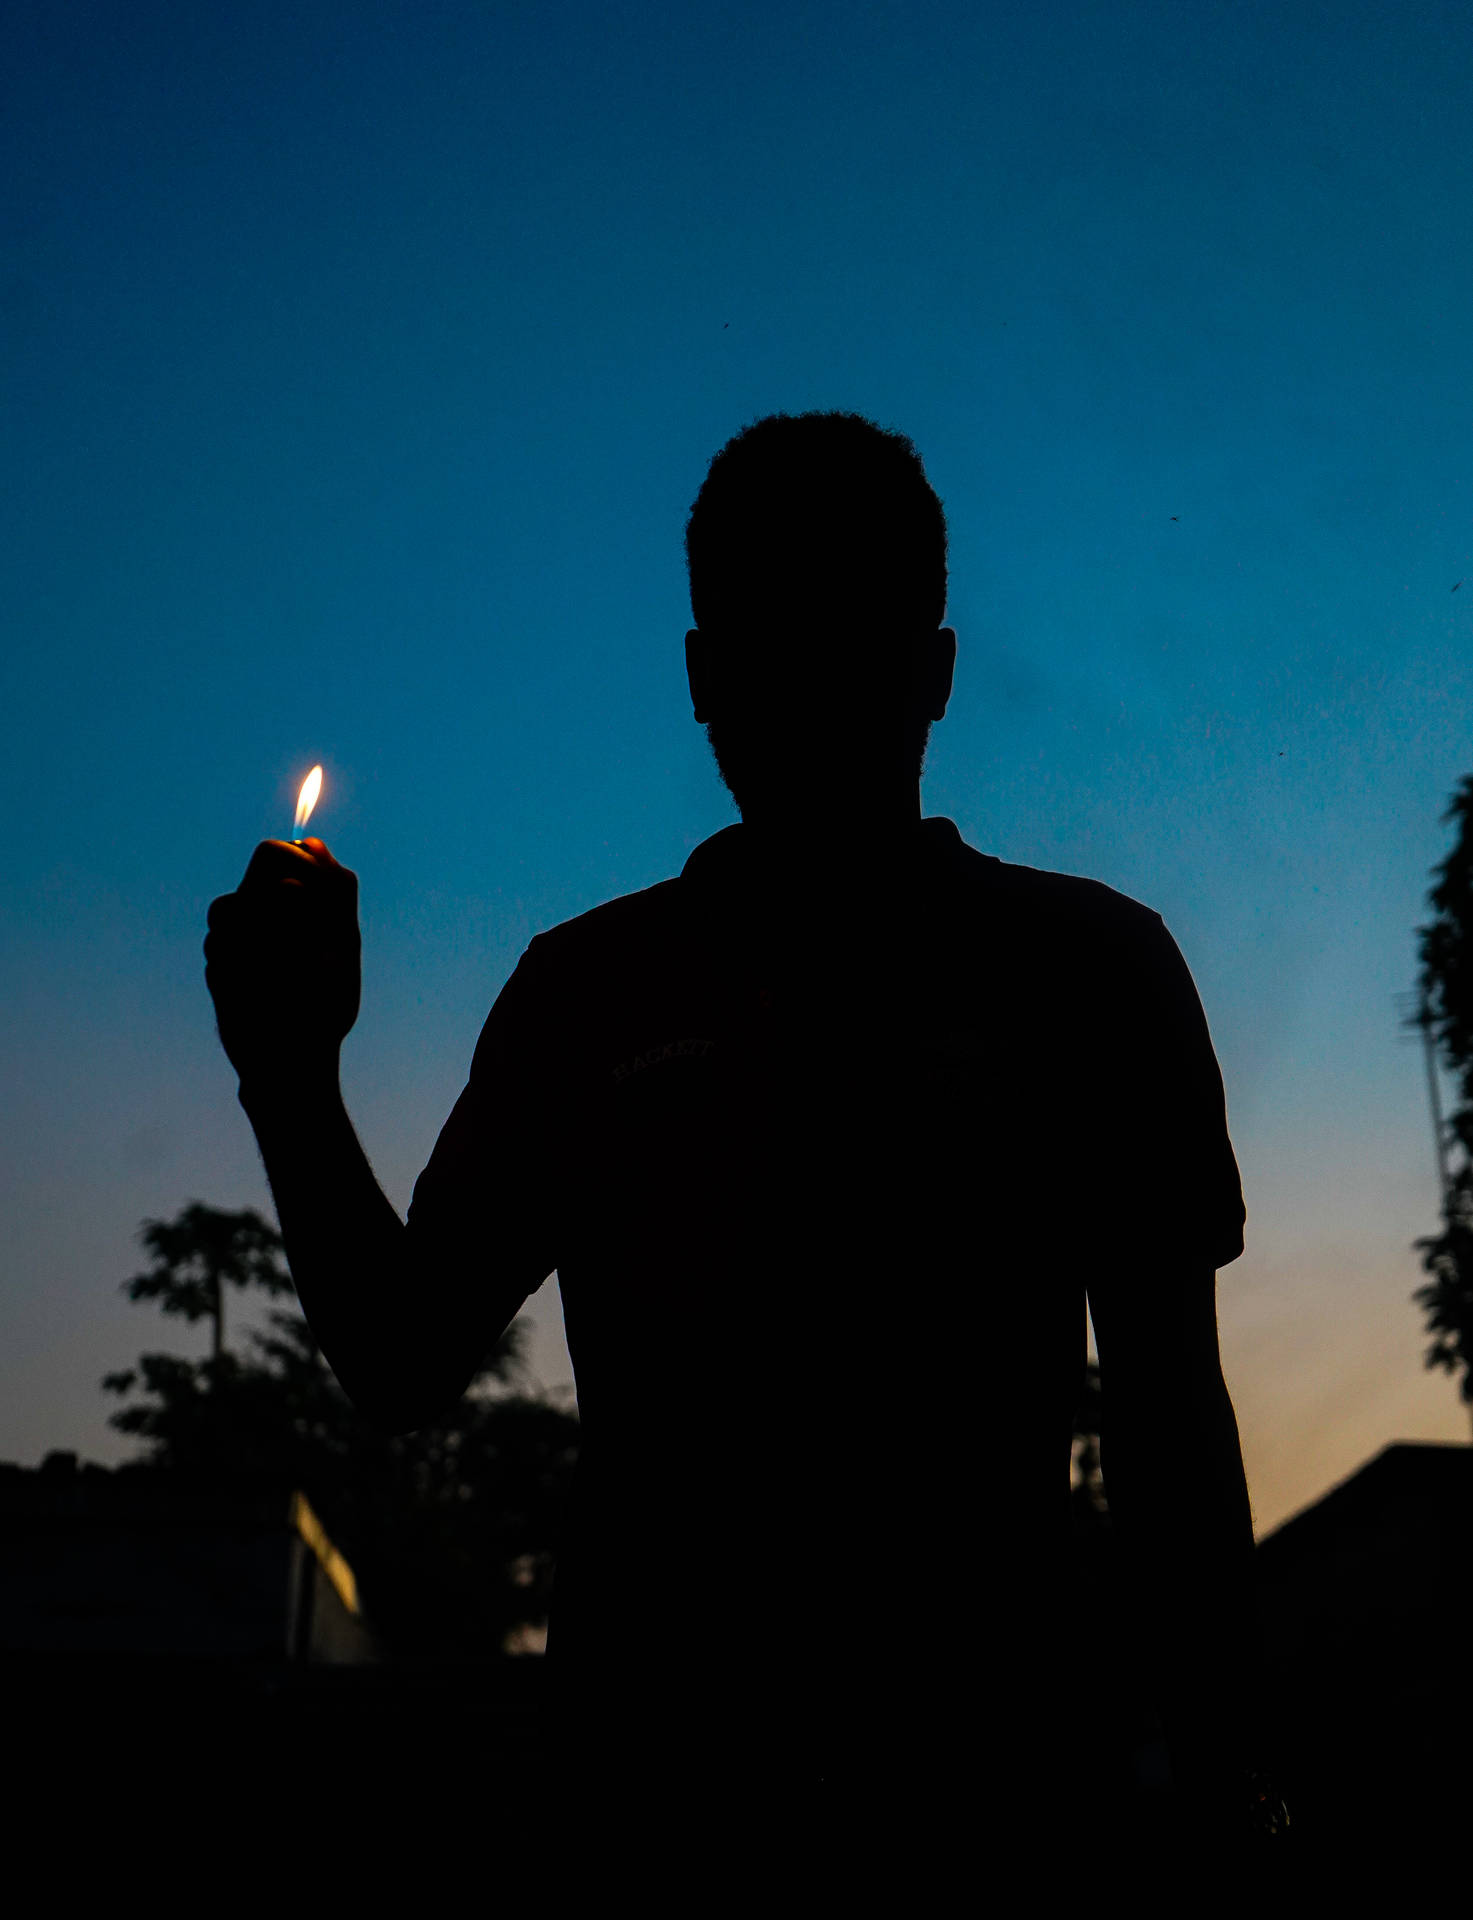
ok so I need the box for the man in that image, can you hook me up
[205,411,1285,1877]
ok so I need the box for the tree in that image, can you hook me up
[114,1203,290,1364]
[1410,772,1473,1430]
[102,1201,583,1658]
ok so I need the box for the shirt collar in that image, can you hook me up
[679,813,965,899]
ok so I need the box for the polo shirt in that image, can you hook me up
[405,813,1245,1814]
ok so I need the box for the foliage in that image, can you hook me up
[118,1204,292,1353]
[102,1202,582,1658]
[1411,1167,1473,1408]
[1411,772,1473,1410]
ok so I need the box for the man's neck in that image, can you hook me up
[737,788,925,886]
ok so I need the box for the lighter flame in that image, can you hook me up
[294,765,324,837]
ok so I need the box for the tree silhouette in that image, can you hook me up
[115,1203,291,1363]
[1410,772,1473,1429]
[102,1201,583,1658]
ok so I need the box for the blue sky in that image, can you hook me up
[4,0,1472,1536]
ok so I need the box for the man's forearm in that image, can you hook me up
[238,1072,413,1429]
[1101,1380,1275,1782]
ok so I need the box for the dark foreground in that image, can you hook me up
[7,1646,1448,1905]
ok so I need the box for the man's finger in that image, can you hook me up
[240,839,319,889]
[206,887,293,939]
[296,839,359,902]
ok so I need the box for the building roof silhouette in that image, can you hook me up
[1254,1440,1473,1712]
[0,1450,382,1667]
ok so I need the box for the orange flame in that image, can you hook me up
[293,765,323,838]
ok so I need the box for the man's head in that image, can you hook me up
[683,411,956,825]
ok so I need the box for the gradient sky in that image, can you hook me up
[5,0,1472,1543]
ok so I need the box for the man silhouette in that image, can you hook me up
[205,411,1284,1881]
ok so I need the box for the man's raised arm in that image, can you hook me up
[236,1073,442,1435]
[204,837,516,1436]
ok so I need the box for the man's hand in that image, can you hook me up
[204,837,361,1095]
[1165,1762,1294,1875]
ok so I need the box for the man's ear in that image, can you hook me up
[685,628,711,724]
[924,628,957,722]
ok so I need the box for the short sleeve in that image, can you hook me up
[1095,909,1246,1272]
[405,937,561,1344]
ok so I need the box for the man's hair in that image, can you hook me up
[684,411,947,636]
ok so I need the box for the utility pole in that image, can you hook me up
[1397,987,1451,1212]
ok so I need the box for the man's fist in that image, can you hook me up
[204,837,361,1093]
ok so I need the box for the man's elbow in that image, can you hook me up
[349,1377,464,1440]
[351,1399,424,1440]
[323,1350,463,1440]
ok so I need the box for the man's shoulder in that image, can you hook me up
[955,842,1165,941]
[519,838,1167,970]
[523,875,685,973]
